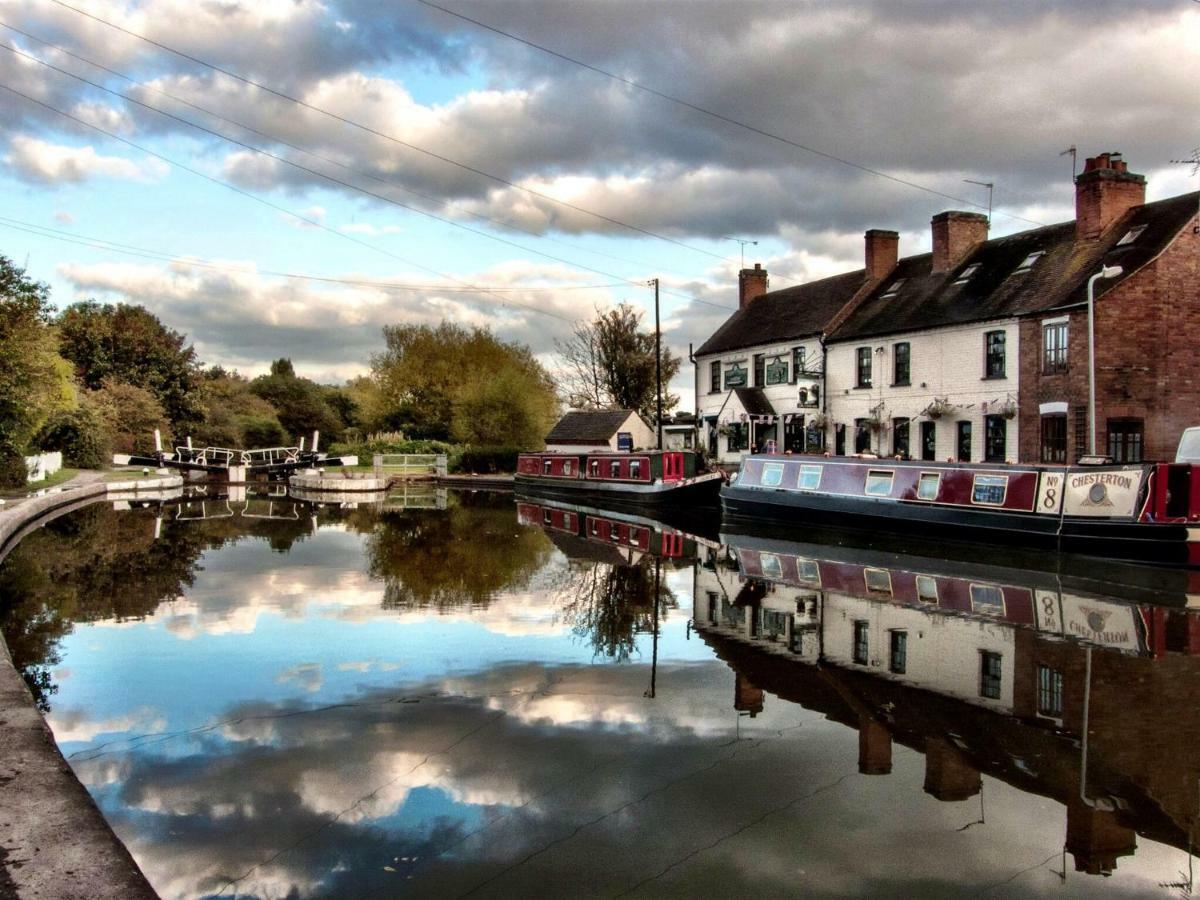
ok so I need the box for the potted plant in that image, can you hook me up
[998,397,1018,419]
[922,397,956,420]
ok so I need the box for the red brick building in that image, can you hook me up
[1017,154,1200,464]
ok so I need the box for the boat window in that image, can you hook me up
[798,465,822,490]
[761,554,783,580]
[797,558,820,585]
[916,575,938,603]
[970,583,1005,616]
[917,472,941,501]
[563,460,572,476]
[761,462,785,487]
[565,514,575,530]
[542,509,552,525]
[610,460,621,478]
[865,470,895,497]
[590,459,600,477]
[590,518,601,536]
[629,527,642,544]
[971,474,1008,505]
[543,459,552,475]
[865,568,892,595]
[630,460,642,479]
[610,525,622,543]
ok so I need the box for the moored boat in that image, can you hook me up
[515,449,723,509]
[721,452,1200,567]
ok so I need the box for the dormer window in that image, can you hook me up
[1116,224,1147,246]
[1014,251,1044,274]
[953,263,981,286]
[880,278,906,299]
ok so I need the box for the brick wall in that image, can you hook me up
[1018,218,1200,463]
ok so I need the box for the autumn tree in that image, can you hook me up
[555,303,680,424]
[249,359,346,445]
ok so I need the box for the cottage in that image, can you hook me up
[543,409,656,453]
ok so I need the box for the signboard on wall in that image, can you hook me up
[617,432,633,451]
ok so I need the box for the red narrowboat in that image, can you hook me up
[515,450,722,509]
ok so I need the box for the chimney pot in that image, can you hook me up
[931,211,989,274]
[864,229,899,282]
[738,263,769,308]
[1075,151,1145,241]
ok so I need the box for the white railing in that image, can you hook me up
[373,453,447,478]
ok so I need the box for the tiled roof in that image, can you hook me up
[545,409,639,443]
[733,387,775,416]
[694,269,865,357]
[830,192,1198,342]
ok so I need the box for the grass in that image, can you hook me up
[0,467,83,499]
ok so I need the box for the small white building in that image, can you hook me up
[543,409,656,453]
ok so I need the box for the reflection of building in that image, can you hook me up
[692,536,1200,877]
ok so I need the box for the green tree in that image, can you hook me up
[249,359,344,445]
[193,368,286,448]
[0,256,75,485]
[557,303,680,424]
[370,323,558,446]
[57,301,201,431]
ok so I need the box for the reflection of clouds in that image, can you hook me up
[276,663,323,693]
[49,704,165,743]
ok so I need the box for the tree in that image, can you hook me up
[57,301,201,431]
[370,323,558,446]
[193,369,286,448]
[0,256,75,485]
[556,303,680,424]
[90,379,171,454]
[249,358,344,445]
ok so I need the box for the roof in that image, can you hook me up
[733,387,775,416]
[694,269,865,357]
[545,409,641,443]
[830,191,1198,343]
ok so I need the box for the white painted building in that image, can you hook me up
[543,409,656,452]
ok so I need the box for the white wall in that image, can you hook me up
[545,412,657,453]
[825,320,1020,462]
[25,451,63,483]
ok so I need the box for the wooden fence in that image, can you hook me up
[372,453,447,478]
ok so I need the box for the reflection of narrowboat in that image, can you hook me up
[516,450,723,509]
[516,500,699,563]
[721,453,1200,567]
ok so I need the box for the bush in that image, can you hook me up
[0,443,28,488]
[450,446,520,474]
[35,404,111,469]
[240,416,286,448]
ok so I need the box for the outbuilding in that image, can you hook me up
[544,409,656,453]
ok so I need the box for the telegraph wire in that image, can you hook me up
[416,0,1046,230]
[0,215,627,294]
[2,40,737,313]
[0,19,703,281]
[0,81,589,325]
[46,0,743,266]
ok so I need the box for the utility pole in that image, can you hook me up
[652,277,663,450]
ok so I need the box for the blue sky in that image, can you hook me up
[1,0,1197,407]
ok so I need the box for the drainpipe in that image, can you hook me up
[819,334,829,451]
[1079,646,1116,811]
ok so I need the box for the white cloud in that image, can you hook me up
[3,135,167,184]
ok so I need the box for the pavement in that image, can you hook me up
[0,473,159,899]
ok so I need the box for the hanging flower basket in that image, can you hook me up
[922,397,956,420]
[864,416,887,433]
[809,413,829,430]
[998,398,1018,420]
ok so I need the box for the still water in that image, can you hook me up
[1,487,1198,899]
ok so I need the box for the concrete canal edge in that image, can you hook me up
[0,474,168,900]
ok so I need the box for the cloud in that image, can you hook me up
[276,662,323,693]
[49,704,166,743]
[3,135,167,184]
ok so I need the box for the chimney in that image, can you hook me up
[738,263,769,308]
[1075,152,1146,241]
[865,229,899,281]
[858,716,893,775]
[931,211,989,274]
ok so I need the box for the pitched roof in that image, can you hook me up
[694,269,865,357]
[829,191,1198,343]
[545,409,640,443]
[733,387,775,416]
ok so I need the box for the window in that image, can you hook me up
[1043,322,1068,374]
[754,353,766,386]
[761,462,785,487]
[629,460,642,479]
[856,347,873,388]
[889,631,907,674]
[917,472,940,501]
[984,415,1007,463]
[1041,415,1067,463]
[916,575,938,603]
[953,263,981,285]
[727,422,749,452]
[853,620,869,665]
[610,460,621,478]
[893,418,910,457]
[956,420,972,462]
[792,346,806,380]
[765,355,789,385]
[797,558,820,584]
[972,473,1008,505]
[865,470,894,497]
[590,518,601,536]
[709,360,721,393]
[543,459,552,475]
[920,421,936,461]
[798,465,822,490]
[854,419,871,453]
[724,363,747,389]
[1108,419,1144,463]
[893,342,911,385]
[881,278,905,299]
[1073,406,1088,461]
[865,568,892,595]
[984,331,1006,378]
[1037,665,1064,717]
[1116,224,1147,246]
[980,651,1003,699]
[590,459,600,477]
[563,459,572,476]
[761,553,783,580]
[1014,250,1044,273]
[970,584,1005,615]
[542,508,552,525]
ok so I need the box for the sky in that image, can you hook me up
[0,0,1197,410]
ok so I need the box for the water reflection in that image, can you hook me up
[0,490,1197,897]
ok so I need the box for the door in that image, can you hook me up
[784,417,806,453]
[920,421,936,461]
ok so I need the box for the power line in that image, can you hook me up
[0,81,586,325]
[415,0,1046,229]
[46,0,743,265]
[0,215,627,294]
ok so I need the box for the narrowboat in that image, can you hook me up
[516,499,704,564]
[720,453,1200,567]
[515,450,723,509]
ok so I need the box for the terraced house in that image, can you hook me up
[694,152,1200,466]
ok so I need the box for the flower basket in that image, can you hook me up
[922,397,956,420]
[809,413,828,430]
[998,399,1018,420]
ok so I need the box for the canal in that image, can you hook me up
[0,487,1196,898]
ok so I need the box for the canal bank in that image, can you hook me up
[0,474,163,900]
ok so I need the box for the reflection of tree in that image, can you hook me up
[555,560,675,662]
[368,493,552,611]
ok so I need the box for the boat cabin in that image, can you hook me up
[517,450,699,484]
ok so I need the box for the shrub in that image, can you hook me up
[0,443,28,487]
[451,446,521,474]
[35,403,111,469]
[240,416,286,448]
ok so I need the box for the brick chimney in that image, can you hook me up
[738,263,769,308]
[931,211,989,274]
[1075,152,1146,241]
[865,229,899,281]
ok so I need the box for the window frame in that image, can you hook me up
[791,346,806,381]
[1040,414,1067,463]
[917,471,941,501]
[893,342,911,386]
[889,630,907,674]
[892,418,910,458]
[865,469,895,497]
[979,651,1003,700]
[1037,664,1064,718]
[984,415,1007,463]
[753,353,766,387]
[798,464,822,491]
[971,473,1009,506]
[984,330,1006,379]
[709,360,721,393]
[855,346,873,388]
[852,620,869,665]
[1043,322,1069,375]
